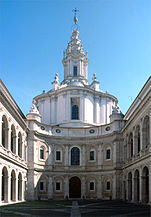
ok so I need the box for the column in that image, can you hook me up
[81,176,86,199]
[97,176,102,199]
[64,176,69,199]
[48,177,53,199]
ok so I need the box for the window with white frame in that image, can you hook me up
[40,146,45,160]
[89,181,95,191]
[106,180,111,191]
[55,181,62,192]
[106,148,111,160]
[55,150,62,162]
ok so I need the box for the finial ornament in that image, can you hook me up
[72,8,79,29]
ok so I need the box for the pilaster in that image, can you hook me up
[64,176,69,198]
[98,144,102,169]
[97,176,102,199]
[48,177,53,199]
[81,176,86,198]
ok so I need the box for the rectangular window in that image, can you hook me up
[90,182,94,191]
[89,151,94,161]
[106,181,110,190]
[73,66,77,77]
[40,182,44,191]
[106,149,111,159]
[56,151,61,161]
[56,182,61,191]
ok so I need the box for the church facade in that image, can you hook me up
[0,16,151,205]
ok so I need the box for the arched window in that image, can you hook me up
[72,105,79,120]
[40,146,45,160]
[18,132,22,158]
[2,115,8,148]
[71,147,80,165]
[11,125,16,154]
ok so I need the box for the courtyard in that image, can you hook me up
[0,200,150,217]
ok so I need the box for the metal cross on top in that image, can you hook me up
[72,8,79,24]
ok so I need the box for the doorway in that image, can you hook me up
[69,176,81,198]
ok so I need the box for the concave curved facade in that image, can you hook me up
[26,19,125,200]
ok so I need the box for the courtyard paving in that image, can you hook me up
[0,200,150,217]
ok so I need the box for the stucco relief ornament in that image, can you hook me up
[29,100,40,114]
[112,105,122,114]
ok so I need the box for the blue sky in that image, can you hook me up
[0,0,150,115]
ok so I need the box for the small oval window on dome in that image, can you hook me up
[106,126,110,131]
[56,129,61,133]
[89,129,95,134]
[41,126,45,130]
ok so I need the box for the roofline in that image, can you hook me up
[0,79,26,120]
[124,76,151,120]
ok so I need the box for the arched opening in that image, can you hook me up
[142,116,149,149]
[135,126,140,154]
[2,115,8,148]
[11,170,16,201]
[128,172,132,201]
[11,125,16,154]
[18,132,22,158]
[18,173,22,201]
[134,170,139,202]
[2,167,8,202]
[71,147,80,165]
[69,176,81,198]
[142,166,149,203]
[129,133,133,158]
